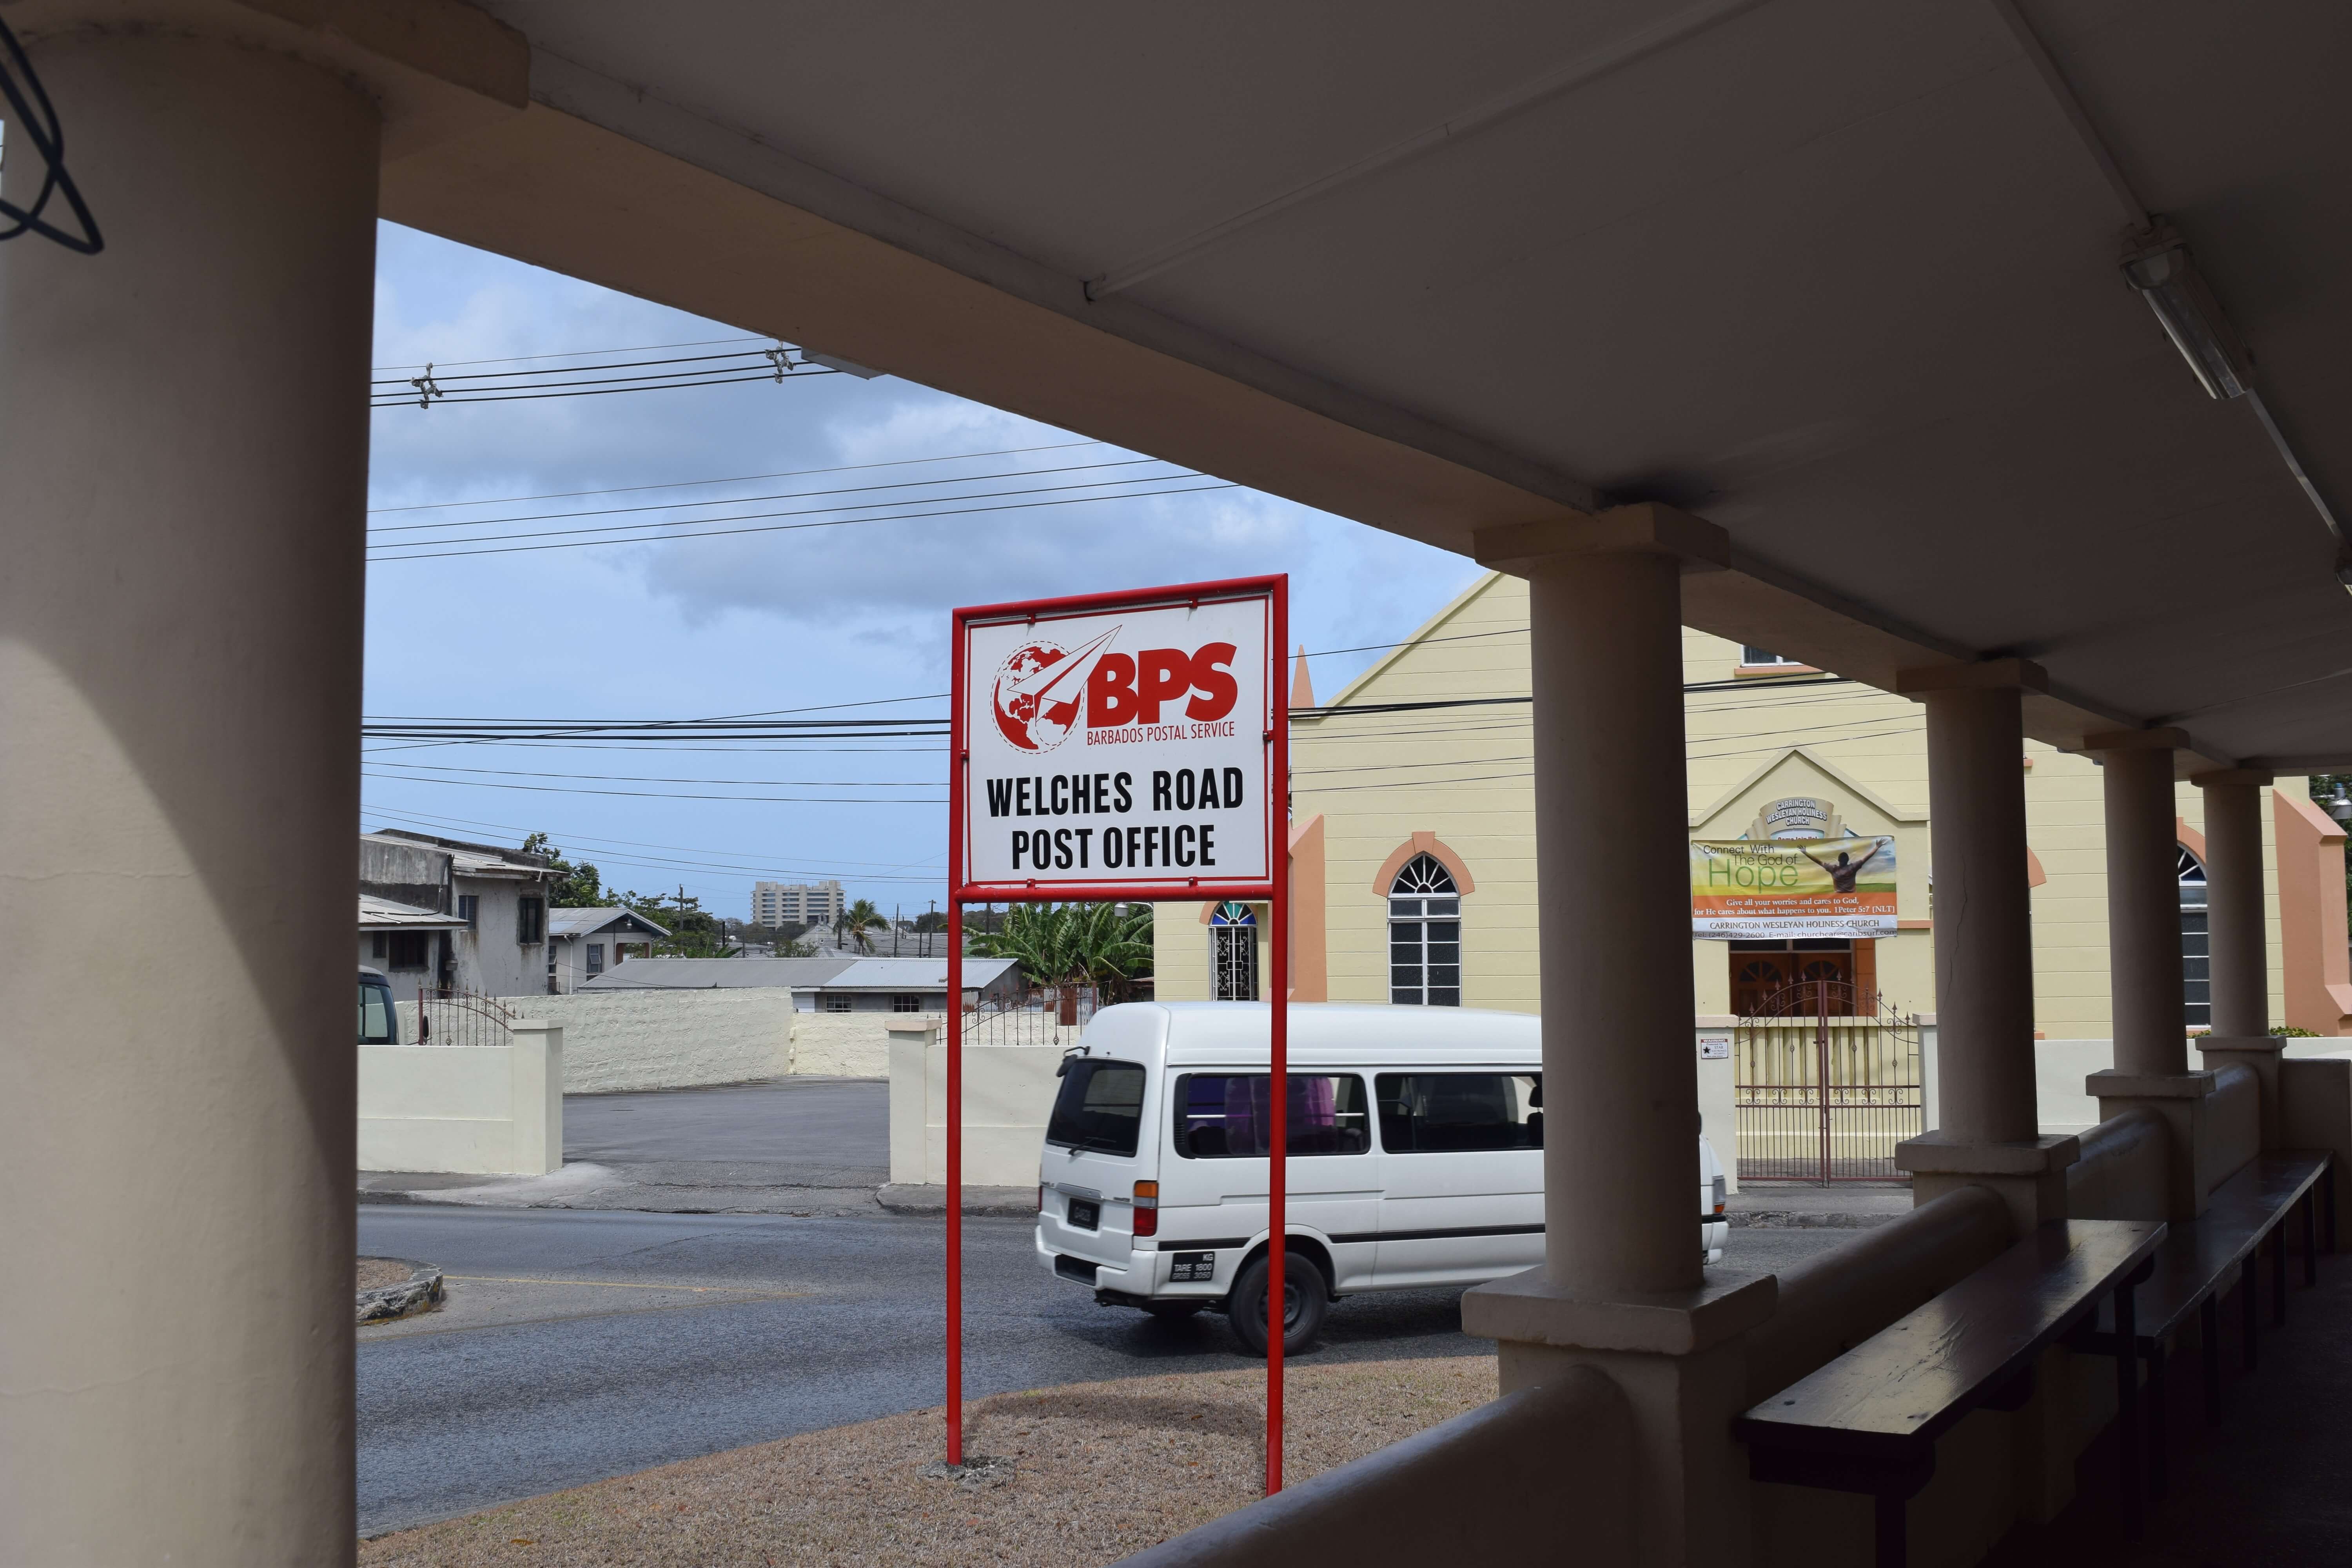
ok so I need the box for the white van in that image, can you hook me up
[1035,1002,1730,1355]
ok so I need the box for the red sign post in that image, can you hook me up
[946,575,1289,1492]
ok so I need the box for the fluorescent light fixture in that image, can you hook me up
[2121,226,2254,400]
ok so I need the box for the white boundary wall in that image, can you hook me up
[359,1022,561,1174]
[394,992,905,1092]
[889,1024,1066,1187]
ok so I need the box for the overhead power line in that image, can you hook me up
[368,458,1175,535]
[367,440,1107,514]
[367,480,1240,563]
[370,344,837,408]
[366,470,1212,553]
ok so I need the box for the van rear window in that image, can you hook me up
[1376,1073,1543,1153]
[1045,1060,1147,1156]
[1173,1074,1370,1158]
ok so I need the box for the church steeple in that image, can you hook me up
[1289,643,1314,710]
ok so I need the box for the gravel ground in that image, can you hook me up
[359,1355,1496,1567]
[358,1258,414,1292]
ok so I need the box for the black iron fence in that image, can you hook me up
[411,981,517,1050]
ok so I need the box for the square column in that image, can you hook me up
[1892,662,2077,1231]
[2194,769,2287,1146]
[2083,729,2222,1219]
[1461,508,1774,1568]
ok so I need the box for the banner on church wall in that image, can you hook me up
[1690,835,1898,937]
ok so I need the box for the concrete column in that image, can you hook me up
[2200,772,2271,1039]
[2094,733,2189,1077]
[1892,662,2075,1232]
[1523,544,1702,1294]
[2196,769,2286,1147]
[1462,508,1773,1568]
[2084,729,2218,1220]
[0,30,378,1564]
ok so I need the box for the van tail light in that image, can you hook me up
[1037,1184,1045,1215]
[1712,1174,1727,1216]
[1132,1180,1159,1238]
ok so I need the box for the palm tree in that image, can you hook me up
[971,902,1154,996]
[837,898,886,953]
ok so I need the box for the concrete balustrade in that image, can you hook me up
[2065,1108,2172,1221]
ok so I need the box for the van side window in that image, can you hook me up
[1376,1074,1542,1153]
[1173,1074,1370,1158]
[1045,1059,1147,1156]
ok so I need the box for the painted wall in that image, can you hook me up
[358,1022,561,1175]
[887,1024,1065,1187]
[397,990,811,1093]
[447,876,550,998]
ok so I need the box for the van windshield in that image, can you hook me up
[1045,1059,1147,1155]
[358,978,398,1045]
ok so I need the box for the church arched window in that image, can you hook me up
[1389,854,1461,1006]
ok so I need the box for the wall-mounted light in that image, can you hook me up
[2328,787,2352,826]
[2121,225,2254,401]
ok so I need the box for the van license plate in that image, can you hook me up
[1066,1198,1100,1231]
[1169,1252,1215,1282]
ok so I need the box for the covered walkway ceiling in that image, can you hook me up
[381,0,2352,768]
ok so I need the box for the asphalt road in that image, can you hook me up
[562,1078,887,1178]
[356,1201,1858,1535]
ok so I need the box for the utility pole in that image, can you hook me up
[893,903,901,956]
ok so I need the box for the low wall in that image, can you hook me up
[888,1025,1065,1187]
[789,1010,932,1079]
[359,1022,561,1174]
[392,992,906,1092]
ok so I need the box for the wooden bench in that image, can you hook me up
[1735,1219,2166,1568]
[2076,1151,2336,1500]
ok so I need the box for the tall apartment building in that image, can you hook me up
[751,879,846,929]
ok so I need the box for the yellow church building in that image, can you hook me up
[1154,570,2352,1047]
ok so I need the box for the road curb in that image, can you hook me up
[358,1258,444,1323]
[1728,1210,1897,1229]
[877,1183,1036,1218]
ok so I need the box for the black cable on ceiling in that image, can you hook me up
[0,15,101,254]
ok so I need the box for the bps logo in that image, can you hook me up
[990,624,1240,754]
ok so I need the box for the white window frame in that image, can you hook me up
[1388,854,1461,1007]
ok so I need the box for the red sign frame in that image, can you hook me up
[943,574,1291,1494]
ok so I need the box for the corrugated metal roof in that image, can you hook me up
[819,957,1020,990]
[362,829,552,880]
[578,956,856,990]
[358,894,471,930]
[548,906,672,939]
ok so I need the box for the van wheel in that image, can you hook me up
[1145,1301,1205,1321]
[1227,1250,1327,1357]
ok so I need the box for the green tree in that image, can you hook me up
[521,831,608,908]
[837,898,886,953]
[971,902,1153,994]
[609,884,730,956]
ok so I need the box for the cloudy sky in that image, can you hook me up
[363,222,1483,922]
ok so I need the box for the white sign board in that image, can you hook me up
[956,585,1275,896]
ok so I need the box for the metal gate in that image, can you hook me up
[1734,980,1922,1183]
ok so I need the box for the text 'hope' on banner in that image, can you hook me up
[955,580,1278,898]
